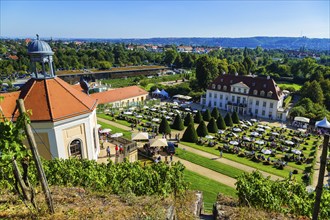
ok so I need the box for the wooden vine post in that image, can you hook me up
[17,99,54,214]
[312,134,329,220]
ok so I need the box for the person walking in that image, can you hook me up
[106,146,111,158]
[219,150,223,158]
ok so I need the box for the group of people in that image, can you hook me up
[106,144,124,158]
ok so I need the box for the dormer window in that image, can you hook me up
[267,91,273,97]
[212,84,215,89]
[230,80,233,83]
[252,82,256,86]
[260,90,265,96]
[223,86,227,91]
[253,90,258,95]
[217,84,221,90]
[263,84,267,88]
[220,79,223,82]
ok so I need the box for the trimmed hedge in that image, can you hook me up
[196,120,208,137]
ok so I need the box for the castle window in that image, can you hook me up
[267,91,273,97]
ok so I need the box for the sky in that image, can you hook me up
[0,0,329,39]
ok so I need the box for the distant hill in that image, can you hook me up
[61,36,329,50]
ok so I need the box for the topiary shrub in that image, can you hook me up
[224,113,233,127]
[211,107,220,119]
[202,109,211,122]
[171,114,184,130]
[184,113,193,126]
[231,111,240,124]
[196,120,208,137]
[216,115,226,130]
[194,111,203,124]
[181,123,198,143]
[158,116,171,134]
[207,117,218,133]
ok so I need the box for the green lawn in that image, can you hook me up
[176,148,246,179]
[277,82,302,91]
[97,121,131,139]
[184,169,237,213]
[181,141,295,179]
[98,113,132,127]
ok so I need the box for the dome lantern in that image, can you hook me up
[28,34,55,79]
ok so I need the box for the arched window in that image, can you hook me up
[217,84,221,90]
[223,86,227,91]
[69,139,82,159]
[253,90,258,95]
[267,91,273,97]
[260,90,265,96]
[212,84,216,89]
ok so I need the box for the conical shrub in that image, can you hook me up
[207,117,218,133]
[158,116,171,134]
[171,114,184,130]
[231,111,240,124]
[224,112,233,127]
[211,107,219,119]
[181,123,198,143]
[217,115,226,130]
[196,120,208,137]
[202,109,211,121]
[184,113,193,126]
[194,111,202,124]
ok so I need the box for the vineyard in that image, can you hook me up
[236,171,330,219]
[1,158,189,197]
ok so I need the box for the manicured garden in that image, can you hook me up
[98,103,321,184]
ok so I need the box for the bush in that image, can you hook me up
[158,116,171,134]
[224,113,233,127]
[231,111,240,124]
[194,111,202,124]
[184,113,194,126]
[171,114,184,130]
[196,120,208,137]
[202,109,211,121]
[211,107,219,119]
[181,123,198,143]
[207,117,218,133]
[216,115,226,130]
[293,170,298,174]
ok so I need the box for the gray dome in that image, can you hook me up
[28,39,53,55]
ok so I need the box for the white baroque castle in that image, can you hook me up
[201,74,288,121]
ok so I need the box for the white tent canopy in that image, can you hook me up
[294,116,310,123]
[149,138,168,147]
[172,94,192,100]
[131,132,149,141]
[315,117,330,129]
[152,88,162,95]
[160,89,169,97]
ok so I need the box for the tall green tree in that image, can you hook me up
[196,120,208,137]
[158,116,171,134]
[184,113,193,126]
[211,107,220,119]
[231,111,240,124]
[195,56,219,89]
[216,115,226,130]
[224,113,233,127]
[202,109,212,122]
[194,111,203,124]
[181,123,198,143]
[171,114,184,131]
[300,80,324,105]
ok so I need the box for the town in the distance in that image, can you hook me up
[0,35,330,219]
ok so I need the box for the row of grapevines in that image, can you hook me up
[235,171,330,219]
[10,158,188,197]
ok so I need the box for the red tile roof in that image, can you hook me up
[90,86,148,104]
[0,77,97,122]
[209,75,282,100]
